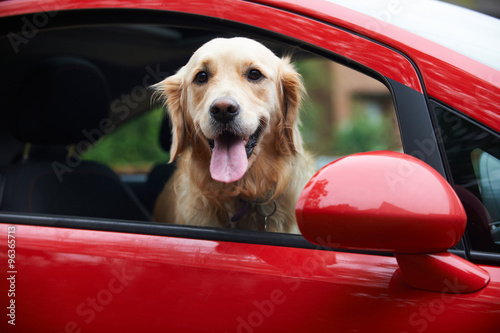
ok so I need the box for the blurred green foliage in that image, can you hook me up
[82,108,168,172]
[295,59,334,155]
[332,108,399,155]
[297,59,400,157]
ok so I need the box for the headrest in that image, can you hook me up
[11,57,110,145]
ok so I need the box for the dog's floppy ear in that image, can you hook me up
[277,56,305,155]
[154,71,188,163]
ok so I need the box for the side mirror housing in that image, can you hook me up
[296,151,489,293]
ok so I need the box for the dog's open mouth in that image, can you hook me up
[208,128,261,183]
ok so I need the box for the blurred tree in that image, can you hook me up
[295,59,335,155]
[82,108,168,172]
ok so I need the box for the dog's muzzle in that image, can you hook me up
[207,98,261,183]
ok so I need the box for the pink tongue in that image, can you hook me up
[210,135,248,183]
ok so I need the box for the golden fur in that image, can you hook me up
[153,37,314,233]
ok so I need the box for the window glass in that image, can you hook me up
[434,103,500,252]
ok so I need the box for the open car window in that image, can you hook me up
[0,21,401,243]
[75,27,403,229]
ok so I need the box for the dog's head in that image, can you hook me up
[155,37,304,184]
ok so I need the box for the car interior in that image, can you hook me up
[433,103,500,252]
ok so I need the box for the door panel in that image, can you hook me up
[2,224,500,332]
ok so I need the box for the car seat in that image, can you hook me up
[0,56,151,221]
[143,116,177,214]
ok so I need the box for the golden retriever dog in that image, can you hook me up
[153,37,314,233]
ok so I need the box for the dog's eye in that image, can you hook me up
[194,71,208,84]
[247,69,263,82]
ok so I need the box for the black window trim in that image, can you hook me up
[0,211,396,257]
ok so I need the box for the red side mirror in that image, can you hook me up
[296,151,489,293]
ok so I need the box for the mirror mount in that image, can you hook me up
[395,252,489,293]
[296,151,490,293]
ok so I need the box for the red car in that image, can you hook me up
[1,0,500,332]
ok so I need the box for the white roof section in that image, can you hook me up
[329,0,500,71]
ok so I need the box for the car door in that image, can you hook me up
[1,1,500,333]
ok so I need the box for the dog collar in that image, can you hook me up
[230,200,250,223]
[231,199,277,231]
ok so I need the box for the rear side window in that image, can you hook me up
[434,101,500,253]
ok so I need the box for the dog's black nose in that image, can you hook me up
[210,98,240,124]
